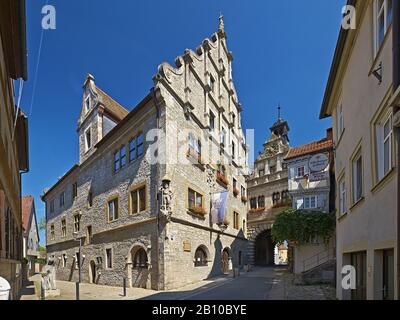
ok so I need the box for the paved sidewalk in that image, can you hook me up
[267,268,336,300]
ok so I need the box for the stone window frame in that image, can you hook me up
[187,186,204,211]
[50,224,55,240]
[85,225,93,245]
[105,246,113,270]
[106,195,119,223]
[129,182,147,215]
[73,212,81,233]
[61,218,67,238]
[84,94,91,113]
[84,126,92,152]
[233,211,240,230]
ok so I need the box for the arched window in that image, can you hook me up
[194,246,208,267]
[133,248,148,268]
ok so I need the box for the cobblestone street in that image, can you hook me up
[20,267,335,300]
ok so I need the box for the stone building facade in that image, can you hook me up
[0,0,29,300]
[42,17,249,290]
[246,116,290,266]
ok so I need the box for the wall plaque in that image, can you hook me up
[183,241,191,252]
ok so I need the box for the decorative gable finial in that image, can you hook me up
[219,14,224,32]
[277,103,281,120]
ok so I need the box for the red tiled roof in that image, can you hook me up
[96,85,129,121]
[285,138,333,160]
[22,195,34,233]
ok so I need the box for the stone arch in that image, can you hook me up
[126,242,151,288]
[194,244,210,267]
[246,223,274,266]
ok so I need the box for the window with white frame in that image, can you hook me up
[352,150,363,203]
[296,166,305,178]
[85,127,92,151]
[337,103,344,141]
[376,112,393,181]
[304,196,318,209]
[339,177,347,215]
[375,0,393,53]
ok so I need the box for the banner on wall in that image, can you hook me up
[211,191,228,224]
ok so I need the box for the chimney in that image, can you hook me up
[326,128,333,141]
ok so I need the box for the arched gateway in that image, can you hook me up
[247,223,276,266]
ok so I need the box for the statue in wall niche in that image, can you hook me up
[40,257,57,291]
[160,178,173,222]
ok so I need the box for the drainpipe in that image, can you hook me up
[393,0,400,300]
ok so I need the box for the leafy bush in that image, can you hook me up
[271,208,335,245]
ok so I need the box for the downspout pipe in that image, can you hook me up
[393,0,400,300]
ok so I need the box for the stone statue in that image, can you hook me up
[41,257,57,290]
[160,178,173,221]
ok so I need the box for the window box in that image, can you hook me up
[189,205,207,217]
[233,188,239,197]
[216,171,229,187]
[249,207,265,214]
[241,196,248,203]
[272,199,292,209]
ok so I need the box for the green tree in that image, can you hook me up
[271,208,335,245]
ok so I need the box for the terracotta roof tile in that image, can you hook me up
[285,138,333,160]
[22,195,34,233]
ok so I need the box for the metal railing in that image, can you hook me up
[302,247,335,272]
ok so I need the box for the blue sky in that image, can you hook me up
[21,0,345,245]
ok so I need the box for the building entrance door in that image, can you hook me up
[89,260,96,284]
[222,248,230,274]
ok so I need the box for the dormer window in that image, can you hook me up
[85,95,91,113]
[85,127,92,152]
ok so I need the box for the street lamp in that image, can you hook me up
[73,231,82,300]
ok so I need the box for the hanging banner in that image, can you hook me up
[211,191,228,224]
